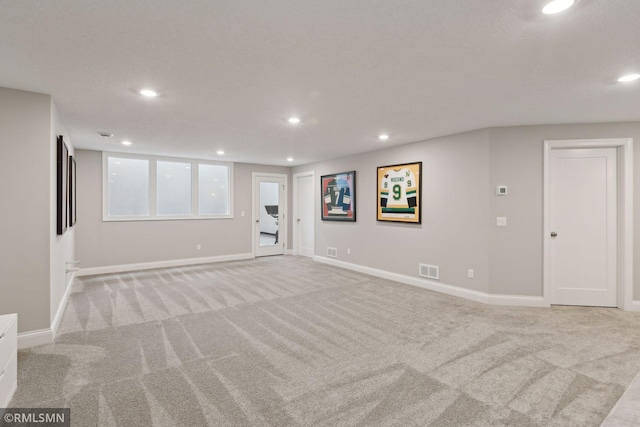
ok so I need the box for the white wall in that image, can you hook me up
[295,122,640,300]
[49,101,75,326]
[488,123,640,299]
[295,129,493,294]
[75,149,292,268]
[0,87,75,334]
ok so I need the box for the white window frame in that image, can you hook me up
[102,152,234,221]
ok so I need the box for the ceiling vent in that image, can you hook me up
[98,132,113,138]
[327,247,338,258]
[419,264,439,280]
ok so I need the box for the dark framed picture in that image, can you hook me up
[377,162,422,224]
[56,135,69,235]
[321,171,356,221]
[69,155,77,227]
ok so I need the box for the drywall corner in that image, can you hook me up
[0,87,52,333]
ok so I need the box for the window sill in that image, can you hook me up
[102,215,234,222]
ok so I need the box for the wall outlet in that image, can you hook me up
[468,269,474,279]
[496,217,507,226]
[347,248,351,255]
[241,211,245,217]
[196,244,201,251]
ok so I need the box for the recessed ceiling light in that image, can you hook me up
[185,166,191,169]
[379,134,389,141]
[140,89,158,97]
[288,117,301,124]
[121,140,132,146]
[216,150,225,155]
[287,157,294,162]
[618,73,640,83]
[98,132,113,138]
[542,0,575,15]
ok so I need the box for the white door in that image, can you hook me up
[255,175,285,257]
[294,173,315,257]
[549,148,617,307]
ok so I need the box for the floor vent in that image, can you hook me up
[327,247,338,258]
[419,264,439,280]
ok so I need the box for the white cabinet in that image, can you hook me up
[0,314,17,408]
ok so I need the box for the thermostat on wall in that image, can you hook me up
[496,186,508,195]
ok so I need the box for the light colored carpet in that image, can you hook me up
[10,256,640,426]
[601,371,640,426]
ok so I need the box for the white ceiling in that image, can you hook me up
[0,0,638,166]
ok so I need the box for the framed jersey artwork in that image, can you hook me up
[377,162,422,223]
[321,171,356,221]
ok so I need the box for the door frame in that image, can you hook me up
[252,172,288,257]
[292,171,315,256]
[543,138,633,310]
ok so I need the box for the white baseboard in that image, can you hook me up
[1,381,17,408]
[51,271,75,337]
[76,253,255,277]
[285,249,294,255]
[314,256,547,308]
[488,294,547,307]
[18,328,53,349]
[630,301,640,312]
[18,272,76,350]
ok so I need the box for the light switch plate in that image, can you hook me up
[496,217,507,226]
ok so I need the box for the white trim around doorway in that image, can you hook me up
[292,171,315,257]
[252,172,289,257]
[543,138,634,310]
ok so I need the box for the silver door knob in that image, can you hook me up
[297,219,301,222]
[550,231,558,237]
[255,220,259,223]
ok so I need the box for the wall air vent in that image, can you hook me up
[419,264,439,280]
[327,247,338,258]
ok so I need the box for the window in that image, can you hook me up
[198,164,230,216]
[107,157,149,217]
[157,161,192,216]
[103,153,233,221]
